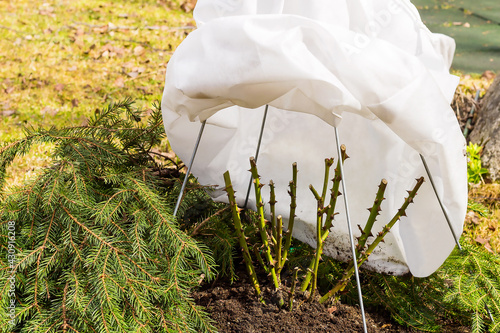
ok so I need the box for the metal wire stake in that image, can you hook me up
[334,127,368,333]
[243,105,269,208]
[420,155,495,322]
[173,120,207,217]
[419,154,462,251]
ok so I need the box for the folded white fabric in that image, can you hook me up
[162,0,467,277]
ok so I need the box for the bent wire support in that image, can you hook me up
[243,105,269,209]
[173,120,206,217]
[419,154,462,250]
[335,127,369,333]
[420,154,495,323]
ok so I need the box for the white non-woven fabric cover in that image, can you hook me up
[161,0,468,277]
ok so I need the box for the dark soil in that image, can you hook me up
[194,271,470,333]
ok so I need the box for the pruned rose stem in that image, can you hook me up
[300,155,347,291]
[269,180,278,243]
[249,157,280,291]
[289,267,300,311]
[223,170,261,298]
[276,215,283,272]
[280,162,298,274]
[356,179,388,258]
[319,177,425,304]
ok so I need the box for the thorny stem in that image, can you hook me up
[253,244,269,274]
[312,160,334,296]
[311,203,324,297]
[250,157,280,290]
[280,162,297,274]
[322,150,347,242]
[269,180,278,243]
[289,267,300,311]
[302,158,335,293]
[321,158,334,203]
[356,179,388,257]
[223,171,261,298]
[300,152,345,292]
[319,177,425,303]
[276,215,283,272]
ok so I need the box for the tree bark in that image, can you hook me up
[470,74,500,181]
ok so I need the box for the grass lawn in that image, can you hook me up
[0,0,193,185]
[413,0,500,73]
[1,0,499,253]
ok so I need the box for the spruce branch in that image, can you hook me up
[0,100,216,332]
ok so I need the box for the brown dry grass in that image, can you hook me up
[465,184,500,253]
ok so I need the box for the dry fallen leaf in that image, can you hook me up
[93,25,108,34]
[475,236,488,245]
[484,243,494,253]
[466,211,480,225]
[482,70,496,80]
[80,116,89,126]
[74,35,85,47]
[134,45,145,56]
[137,86,151,95]
[1,110,16,117]
[41,106,59,116]
[127,71,139,78]
[327,306,337,314]
[180,0,196,12]
[54,83,65,92]
[39,5,55,17]
[114,77,125,88]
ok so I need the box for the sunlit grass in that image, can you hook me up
[465,184,500,253]
[1,1,499,255]
[0,0,193,186]
[0,0,192,141]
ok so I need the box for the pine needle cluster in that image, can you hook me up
[175,185,237,282]
[444,244,500,333]
[348,244,500,332]
[0,100,216,333]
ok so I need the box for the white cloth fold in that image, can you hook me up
[162,0,467,277]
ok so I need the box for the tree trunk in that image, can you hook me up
[470,74,500,181]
